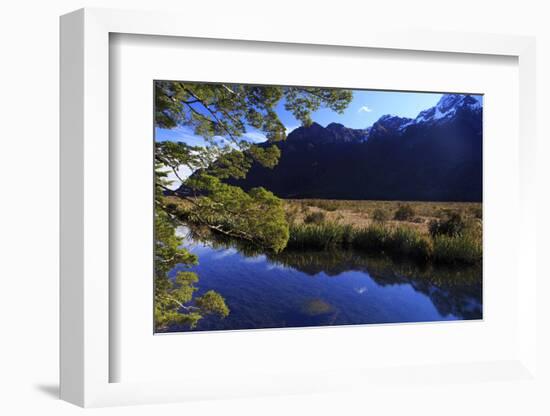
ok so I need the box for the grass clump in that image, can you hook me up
[304,211,326,225]
[394,204,415,221]
[352,224,390,253]
[386,227,433,261]
[288,221,479,265]
[429,211,466,238]
[372,208,390,223]
[433,234,482,264]
[288,222,352,250]
[278,199,483,265]
[428,211,482,264]
[352,226,431,261]
[290,222,432,262]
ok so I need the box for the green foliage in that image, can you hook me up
[385,227,432,261]
[194,290,230,318]
[155,141,205,179]
[185,174,289,252]
[433,234,482,265]
[431,211,482,264]
[155,81,352,144]
[352,225,431,261]
[154,210,229,331]
[352,224,389,252]
[288,223,353,250]
[246,145,281,169]
[394,204,415,221]
[303,211,326,224]
[204,150,252,180]
[283,87,353,127]
[429,211,466,238]
[155,209,198,277]
[154,81,353,330]
[286,221,479,264]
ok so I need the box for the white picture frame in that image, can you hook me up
[60,7,538,407]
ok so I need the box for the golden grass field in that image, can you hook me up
[284,199,482,234]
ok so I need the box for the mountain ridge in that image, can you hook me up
[209,93,483,202]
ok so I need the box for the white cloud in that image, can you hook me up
[212,248,237,259]
[358,105,373,113]
[242,255,267,263]
[242,131,267,143]
[355,286,368,295]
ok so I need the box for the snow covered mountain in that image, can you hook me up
[367,93,482,137]
[225,93,484,201]
[408,94,481,126]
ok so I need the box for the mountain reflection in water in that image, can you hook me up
[166,227,482,332]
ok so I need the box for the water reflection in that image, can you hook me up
[267,249,482,320]
[166,227,482,332]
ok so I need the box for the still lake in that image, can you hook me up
[166,227,482,332]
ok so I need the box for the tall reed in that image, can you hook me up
[288,221,480,265]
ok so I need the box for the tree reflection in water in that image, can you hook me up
[180,226,482,323]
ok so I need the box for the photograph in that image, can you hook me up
[154,81,483,333]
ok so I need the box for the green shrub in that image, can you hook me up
[304,211,326,225]
[429,211,466,238]
[394,204,415,221]
[339,224,355,248]
[372,208,389,223]
[433,234,482,264]
[352,225,431,261]
[352,224,390,253]
[286,217,480,265]
[386,227,432,261]
[288,222,352,250]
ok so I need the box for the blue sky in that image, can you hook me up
[274,90,445,130]
[155,89,482,145]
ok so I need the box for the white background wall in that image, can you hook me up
[0,0,548,414]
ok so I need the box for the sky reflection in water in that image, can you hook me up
[166,230,482,332]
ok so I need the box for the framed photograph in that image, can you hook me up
[60,8,538,407]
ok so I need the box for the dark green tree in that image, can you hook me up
[154,81,352,330]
